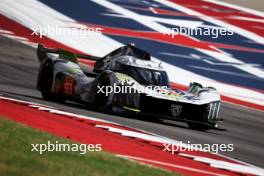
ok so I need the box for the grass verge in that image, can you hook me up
[0,117,180,176]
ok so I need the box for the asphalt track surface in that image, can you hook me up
[0,35,264,168]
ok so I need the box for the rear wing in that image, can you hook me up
[37,44,101,62]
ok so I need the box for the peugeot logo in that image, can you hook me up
[171,105,182,118]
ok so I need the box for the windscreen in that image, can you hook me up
[119,64,169,86]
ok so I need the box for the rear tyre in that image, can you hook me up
[38,60,65,103]
[40,61,53,100]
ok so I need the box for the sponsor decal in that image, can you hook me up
[64,77,75,95]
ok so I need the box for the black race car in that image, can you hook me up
[37,44,222,130]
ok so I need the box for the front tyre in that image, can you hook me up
[94,74,113,111]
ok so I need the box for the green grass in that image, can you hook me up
[0,117,180,176]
